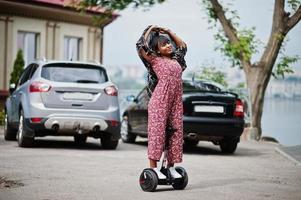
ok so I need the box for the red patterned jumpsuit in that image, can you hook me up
[147,56,183,164]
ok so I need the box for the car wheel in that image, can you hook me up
[220,138,238,154]
[184,139,199,148]
[101,134,118,149]
[17,110,34,147]
[4,111,17,141]
[74,135,87,145]
[120,115,136,143]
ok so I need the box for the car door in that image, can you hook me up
[11,64,34,122]
[128,88,149,135]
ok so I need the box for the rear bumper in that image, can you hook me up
[24,116,121,140]
[183,116,244,140]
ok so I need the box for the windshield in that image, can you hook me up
[183,80,224,92]
[41,64,108,83]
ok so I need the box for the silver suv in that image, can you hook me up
[4,60,120,149]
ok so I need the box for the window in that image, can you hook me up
[41,64,107,83]
[183,80,223,92]
[64,36,82,61]
[18,64,33,86]
[17,31,39,66]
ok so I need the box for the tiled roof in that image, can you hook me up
[29,0,110,15]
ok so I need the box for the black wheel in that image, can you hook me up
[172,167,188,190]
[184,139,199,148]
[139,168,158,192]
[120,116,136,143]
[17,110,34,147]
[4,111,17,141]
[101,134,118,149]
[74,135,87,145]
[220,138,238,154]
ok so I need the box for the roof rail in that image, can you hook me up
[34,57,47,62]
[82,59,101,65]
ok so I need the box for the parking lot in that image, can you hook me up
[0,128,301,200]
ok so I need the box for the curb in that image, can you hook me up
[275,147,301,166]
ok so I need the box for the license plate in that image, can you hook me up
[63,92,93,100]
[194,105,224,113]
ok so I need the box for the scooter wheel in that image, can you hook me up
[139,168,158,192]
[172,166,188,190]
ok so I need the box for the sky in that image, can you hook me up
[103,0,301,79]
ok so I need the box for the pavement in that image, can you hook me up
[0,127,301,200]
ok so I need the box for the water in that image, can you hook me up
[119,90,301,146]
[262,99,301,146]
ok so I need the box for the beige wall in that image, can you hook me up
[0,16,102,91]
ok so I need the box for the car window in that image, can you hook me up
[28,64,39,79]
[136,88,148,102]
[41,64,108,83]
[18,64,33,86]
[183,81,222,92]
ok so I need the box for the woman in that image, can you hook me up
[136,25,187,179]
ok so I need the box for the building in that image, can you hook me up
[0,0,118,108]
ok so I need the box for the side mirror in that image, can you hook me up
[9,83,16,94]
[126,95,136,102]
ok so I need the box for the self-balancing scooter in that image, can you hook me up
[139,127,188,192]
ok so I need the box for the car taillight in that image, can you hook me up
[29,82,51,93]
[109,120,119,127]
[30,118,43,123]
[105,86,118,96]
[234,99,244,118]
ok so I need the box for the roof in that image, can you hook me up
[29,0,112,15]
[0,0,119,27]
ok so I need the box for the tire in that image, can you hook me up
[74,135,87,145]
[4,111,17,141]
[139,168,158,192]
[172,167,188,190]
[17,110,34,147]
[220,138,238,154]
[120,116,136,143]
[101,134,118,149]
[184,139,199,148]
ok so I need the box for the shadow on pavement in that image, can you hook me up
[134,140,263,157]
[32,138,104,151]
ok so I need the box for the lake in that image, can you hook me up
[262,98,301,146]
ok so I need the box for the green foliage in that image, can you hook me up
[10,49,24,85]
[69,0,166,26]
[288,0,301,11]
[214,27,259,67]
[236,82,246,89]
[0,110,4,126]
[273,55,299,79]
[71,0,165,12]
[273,36,300,79]
[196,66,228,87]
[202,0,260,68]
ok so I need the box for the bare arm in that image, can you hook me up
[137,25,158,63]
[160,28,187,48]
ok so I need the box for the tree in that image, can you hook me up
[202,0,301,139]
[76,0,301,139]
[196,66,228,87]
[10,49,25,85]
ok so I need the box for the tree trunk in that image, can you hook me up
[246,64,274,140]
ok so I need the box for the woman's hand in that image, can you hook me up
[158,27,170,34]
